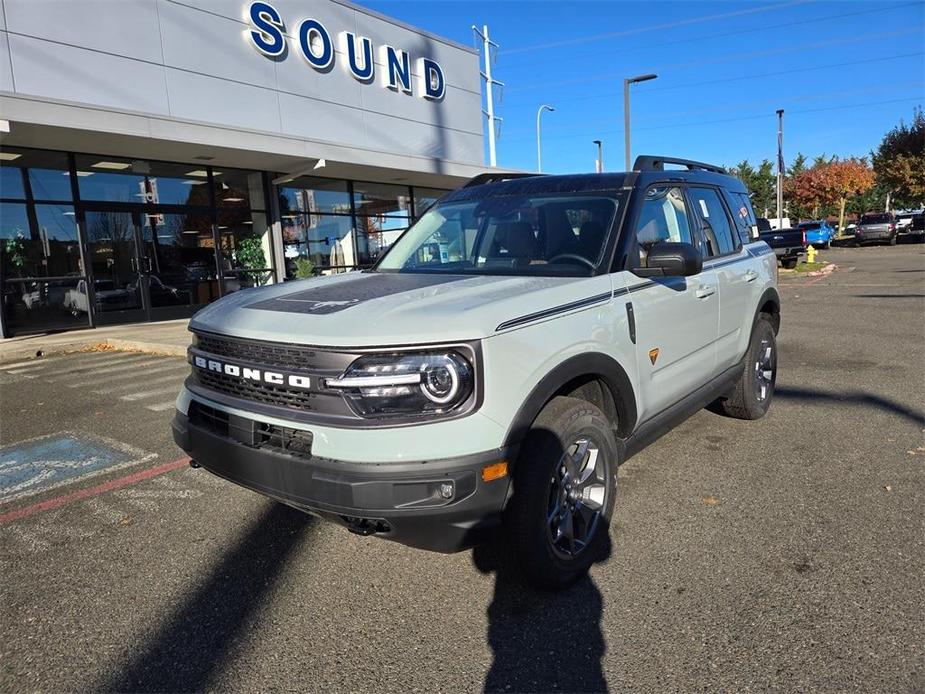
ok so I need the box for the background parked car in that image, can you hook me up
[797,220,836,248]
[854,213,897,246]
[758,217,805,268]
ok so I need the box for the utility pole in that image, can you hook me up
[776,109,784,225]
[623,73,657,170]
[536,104,554,173]
[593,140,603,173]
[472,25,504,167]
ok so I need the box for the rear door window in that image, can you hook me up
[688,187,738,257]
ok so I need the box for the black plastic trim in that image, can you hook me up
[503,352,637,446]
[495,291,612,332]
[625,302,636,344]
[622,362,741,460]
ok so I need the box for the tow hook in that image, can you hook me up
[189,459,201,469]
[342,516,390,536]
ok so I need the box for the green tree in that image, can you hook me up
[730,159,775,216]
[787,152,808,179]
[872,108,925,209]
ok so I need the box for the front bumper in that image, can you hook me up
[172,410,513,553]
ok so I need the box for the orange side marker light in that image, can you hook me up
[482,461,508,482]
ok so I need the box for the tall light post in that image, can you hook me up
[593,139,603,173]
[536,104,555,173]
[623,73,657,170]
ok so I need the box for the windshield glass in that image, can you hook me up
[376,193,622,276]
[861,214,891,224]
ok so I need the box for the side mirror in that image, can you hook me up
[635,241,702,277]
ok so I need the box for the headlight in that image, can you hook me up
[326,350,474,418]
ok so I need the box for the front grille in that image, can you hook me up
[193,369,319,411]
[194,332,334,371]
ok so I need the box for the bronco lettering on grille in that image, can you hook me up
[193,355,311,390]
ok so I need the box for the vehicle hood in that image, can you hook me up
[189,271,607,347]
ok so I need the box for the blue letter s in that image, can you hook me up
[248,1,285,57]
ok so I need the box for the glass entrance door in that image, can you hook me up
[82,208,220,325]
[81,210,148,324]
[142,212,219,319]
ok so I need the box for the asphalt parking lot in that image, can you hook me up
[1,244,923,693]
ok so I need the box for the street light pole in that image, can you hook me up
[776,109,784,225]
[536,104,555,173]
[593,139,603,173]
[623,73,657,170]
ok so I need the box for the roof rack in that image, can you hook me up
[462,172,544,188]
[632,155,726,174]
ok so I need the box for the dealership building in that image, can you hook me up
[0,0,487,337]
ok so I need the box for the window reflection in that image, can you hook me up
[75,156,213,206]
[353,181,411,218]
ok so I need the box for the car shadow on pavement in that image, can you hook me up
[776,386,925,427]
[473,537,611,694]
[98,502,313,693]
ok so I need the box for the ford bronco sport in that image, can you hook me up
[172,155,781,588]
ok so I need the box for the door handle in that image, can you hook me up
[695,285,716,299]
[744,269,758,282]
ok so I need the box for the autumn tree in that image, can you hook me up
[872,108,925,209]
[788,159,875,231]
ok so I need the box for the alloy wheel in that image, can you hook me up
[546,437,607,558]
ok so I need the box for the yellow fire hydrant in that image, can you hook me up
[807,244,817,264]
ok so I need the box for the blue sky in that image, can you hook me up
[361,0,924,173]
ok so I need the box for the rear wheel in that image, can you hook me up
[718,316,777,420]
[507,396,617,589]
[889,233,897,245]
[781,257,798,269]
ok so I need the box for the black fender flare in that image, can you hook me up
[754,286,781,334]
[502,352,637,449]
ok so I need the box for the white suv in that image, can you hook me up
[172,156,781,588]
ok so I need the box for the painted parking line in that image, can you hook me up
[104,374,185,396]
[42,354,154,380]
[0,432,157,505]
[2,355,71,371]
[0,457,189,525]
[66,362,186,389]
[52,357,170,384]
[120,384,183,401]
[147,400,179,412]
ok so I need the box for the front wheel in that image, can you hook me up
[718,316,777,420]
[506,396,618,589]
[889,234,897,245]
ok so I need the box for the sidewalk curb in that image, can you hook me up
[0,336,187,364]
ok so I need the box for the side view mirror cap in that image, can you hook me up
[635,241,702,277]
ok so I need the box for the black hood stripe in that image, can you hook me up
[245,273,471,315]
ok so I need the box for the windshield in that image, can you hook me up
[375,193,623,276]
[861,214,891,224]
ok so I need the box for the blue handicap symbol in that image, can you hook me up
[0,434,147,503]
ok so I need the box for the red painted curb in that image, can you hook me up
[0,457,190,524]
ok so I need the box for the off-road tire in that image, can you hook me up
[718,316,777,420]
[507,396,618,590]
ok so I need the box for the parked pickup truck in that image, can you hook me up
[172,155,781,588]
[757,218,804,268]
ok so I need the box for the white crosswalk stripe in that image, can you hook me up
[0,353,102,371]
[67,362,186,388]
[120,383,183,401]
[48,355,163,382]
[146,400,179,412]
[42,354,154,380]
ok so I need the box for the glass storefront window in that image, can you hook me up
[0,202,81,279]
[145,213,220,308]
[412,187,447,218]
[353,181,412,218]
[280,177,351,215]
[282,213,354,277]
[1,163,26,199]
[213,169,266,211]
[355,215,409,265]
[75,156,213,206]
[2,277,89,333]
[219,211,274,292]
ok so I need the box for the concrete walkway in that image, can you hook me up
[0,318,191,363]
